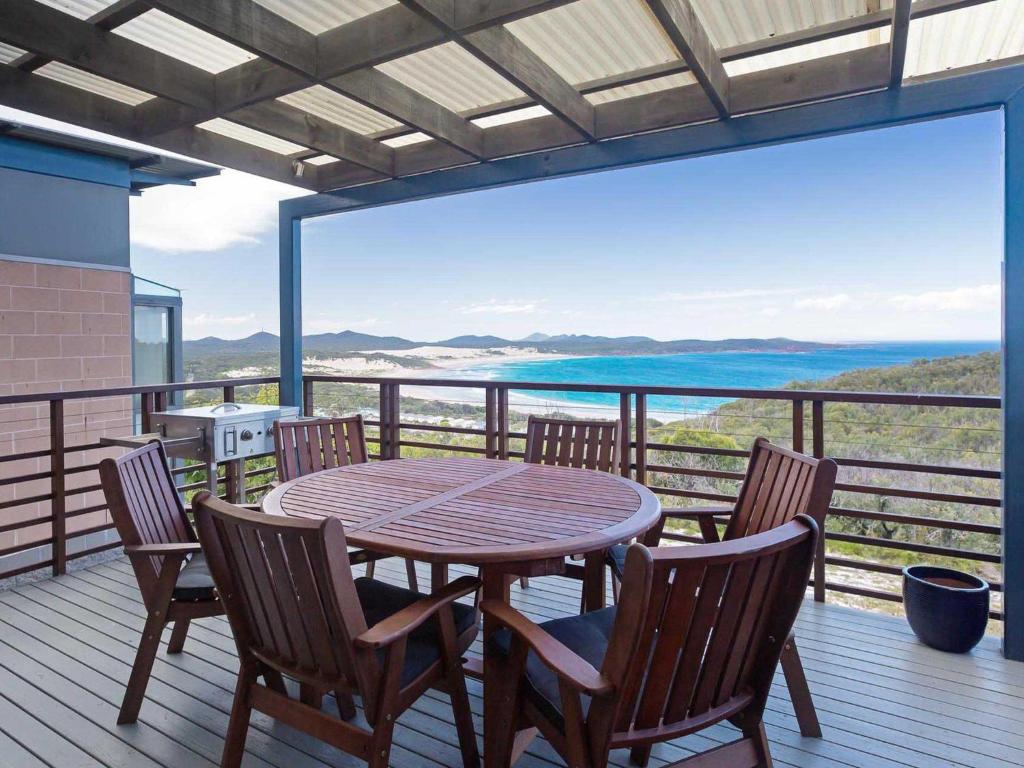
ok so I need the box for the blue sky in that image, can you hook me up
[129,109,1004,343]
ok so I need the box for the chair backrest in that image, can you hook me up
[523,415,621,472]
[99,440,195,602]
[192,491,374,695]
[274,415,368,482]
[723,437,837,540]
[592,517,818,753]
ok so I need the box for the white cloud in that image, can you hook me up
[649,287,800,303]
[888,284,999,312]
[794,293,854,311]
[759,307,781,317]
[458,299,542,315]
[130,170,302,252]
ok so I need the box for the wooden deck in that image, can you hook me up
[0,555,1021,768]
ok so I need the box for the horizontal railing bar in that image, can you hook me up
[397,440,488,455]
[644,464,746,481]
[0,376,281,406]
[68,539,122,561]
[829,506,1001,534]
[0,557,56,579]
[0,515,52,535]
[833,456,1000,479]
[398,422,487,436]
[0,536,54,558]
[303,375,1001,408]
[0,470,52,487]
[648,486,738,503]
[646,442,751,458]
[65,484,102,497]
[0,449,50,463]
[824,555,1004,591]
[0,492,53,510]
[833,482,1001,507]
[825,531,1001,563]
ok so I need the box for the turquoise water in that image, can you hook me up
[446,341,999,415]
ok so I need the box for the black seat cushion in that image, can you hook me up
[173,552,216,601]
[605,544,629,580]
[491,606,617,727]
[355,577,478,687]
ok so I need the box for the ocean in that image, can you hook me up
[443,341,998,417]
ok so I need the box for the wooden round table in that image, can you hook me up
[263,456,660,766]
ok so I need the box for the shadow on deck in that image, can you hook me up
[0,555,1021,768]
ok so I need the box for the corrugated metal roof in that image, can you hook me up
[586,72,696,104]
[724,27,889,76]
[692,1,893,50]
[33,62,155,105]
[35,0,116,20]
[378,42,525,113]
[197,118,307,154]
[253,0,395,34]
[381,132,431,148]
[0,43,26,64]
[278,85,402,135]
[472,105,551,128]
[905,0,1024,78]
[301,154,341,165]
[113,10,257,73]
[507,0,679,85]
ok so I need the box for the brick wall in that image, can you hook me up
[0,257,133,571]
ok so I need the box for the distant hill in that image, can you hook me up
[184,331,841,360]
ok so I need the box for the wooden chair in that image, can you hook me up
[518,415,621,595]
[191,491,481,768]
[607,437,837,738]
[483,516,819,768]
[273,415,420,591]
[99,440,225,724]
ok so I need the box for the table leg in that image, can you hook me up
[482,566,513,768]
[582,550,606,613]
[431,562,449,592]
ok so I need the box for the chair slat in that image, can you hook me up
[274,416,369,482]
[524,416,620,474]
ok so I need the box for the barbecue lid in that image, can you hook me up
[151,402,299,425]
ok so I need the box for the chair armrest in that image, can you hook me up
[661,505,733,520]
[354,575,480,650]
[480,600,613,696]
[124,542,202,557]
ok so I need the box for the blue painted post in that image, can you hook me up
[279,210,302,408]
[1004,94,1024,661]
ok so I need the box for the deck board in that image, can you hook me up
[0,555,1021,768]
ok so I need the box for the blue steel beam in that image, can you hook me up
[279,213,302,408]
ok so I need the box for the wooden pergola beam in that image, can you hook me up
[400,0,596,139]
[0,0,216,110]
[645,0,730,117]
[146,0,486,158]
[0,65,316,189]
[890,0,914,88]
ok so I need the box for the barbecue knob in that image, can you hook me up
[239,429,254,441]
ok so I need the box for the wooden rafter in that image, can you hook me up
[0,0,1007,192]
[645,0,730,117]
[890,0,914,88]
[399,0,596,139]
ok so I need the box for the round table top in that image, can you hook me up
[262,457,661,565]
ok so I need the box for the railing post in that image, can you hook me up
[302,378,314,416]
[484,386,498,459]
[378,384,390,460]
[497,387,509,460]
[635,393,647,485]
[792,399,804,453]
[619,392,632,479]
[811,399,826,602]
[140,391,154,434]
[391,384,401,459]
[49,399,66,576]
[222,385,243,502]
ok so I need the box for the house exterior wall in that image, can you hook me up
[0,140,135,572]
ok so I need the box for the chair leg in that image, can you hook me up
[405,558,419,592]
[221,664,257,768]
[519,576,529,589]
[780,636,821,737]
[629,745,652,767]
[366,560,376,579]
[262,669,287,695]
[747,722,774,768]
[439,606,480,768]
[611,573,620,604]
[118,609,166,724]
[299,683,322,709]
[334,690,357,721]
[166,618,190,654]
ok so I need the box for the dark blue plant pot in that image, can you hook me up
[903,565,989,654]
